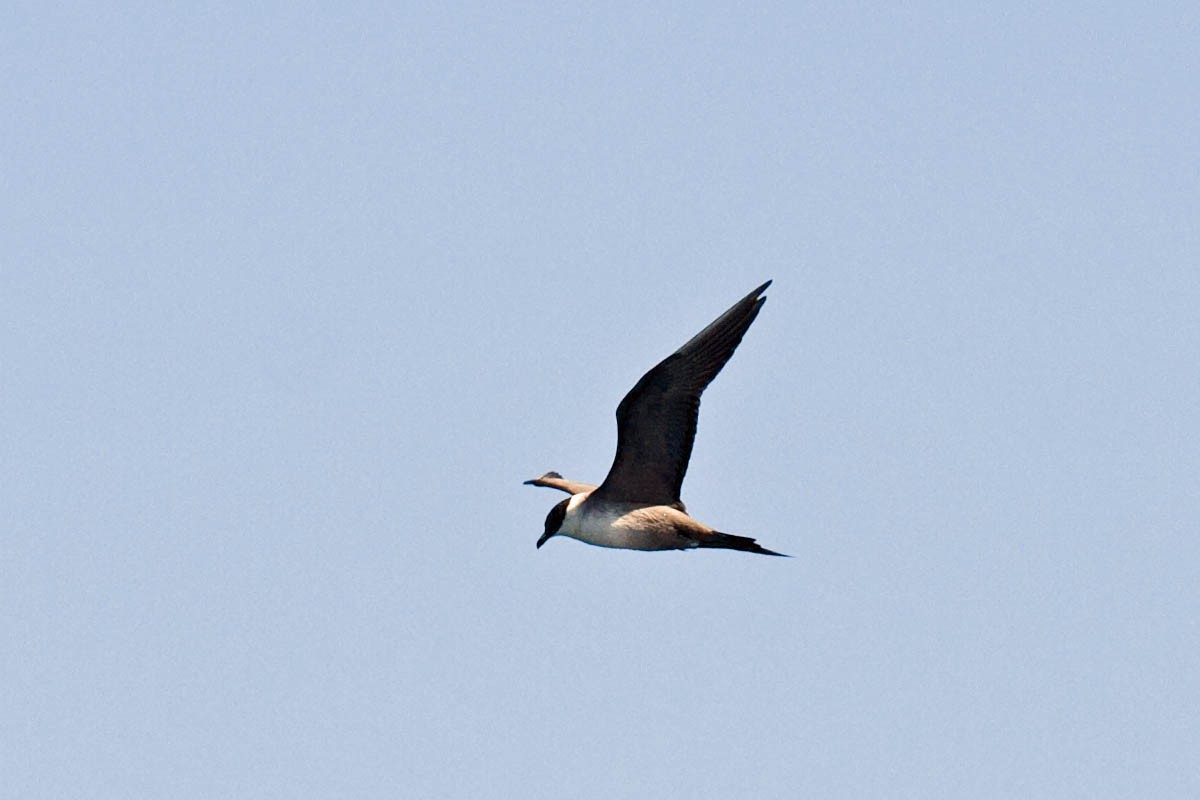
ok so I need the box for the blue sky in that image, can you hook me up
[4,4,1198,798]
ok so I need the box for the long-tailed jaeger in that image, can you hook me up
[525,280,786,557]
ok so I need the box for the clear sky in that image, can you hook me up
[4,4,1198,798]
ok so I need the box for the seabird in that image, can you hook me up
[525,280,786,557]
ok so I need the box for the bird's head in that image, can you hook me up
[536,498,569,549]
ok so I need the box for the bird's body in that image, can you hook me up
[557,492,704,551]
[526,281,786,557]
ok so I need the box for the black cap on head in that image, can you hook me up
[536,498,570,549]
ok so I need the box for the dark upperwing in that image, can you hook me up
[589,280,771,507]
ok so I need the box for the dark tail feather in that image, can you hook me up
[698,531,789,557]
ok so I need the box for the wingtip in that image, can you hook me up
[742,280,772,306]
[524,470,564,486]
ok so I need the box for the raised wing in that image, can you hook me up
[591,280,771,506]
[522,471,597,496]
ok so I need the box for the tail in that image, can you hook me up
[697,531,789,557]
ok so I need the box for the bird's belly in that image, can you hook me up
[561,505,693,551]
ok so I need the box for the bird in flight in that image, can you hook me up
[525,280,786,557]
